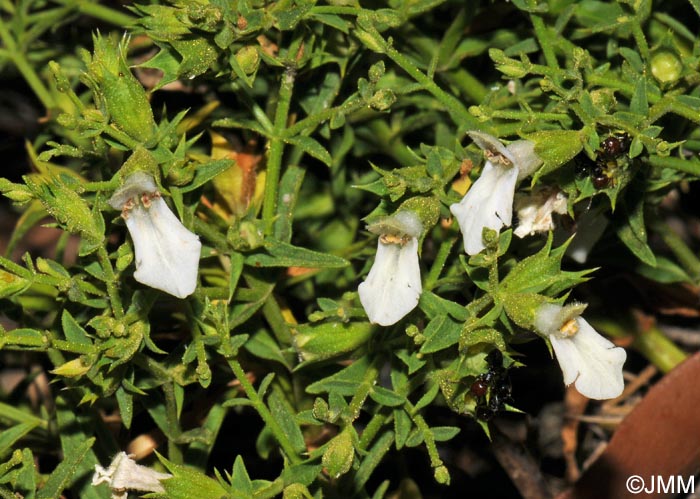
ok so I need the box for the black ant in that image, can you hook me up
[471,349,513,421]
[573,132,631,190]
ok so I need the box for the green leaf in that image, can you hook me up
[393,409,412,450]
[180,159,235,193]
[36,437,96,499]
[369,386,406,407]
[244,329,291,369]
[420,315,462,354]
[431,426,460,442]
[87,34,157,143]
[268,391,307,455]
[159,455,228,499]
[24,175,104,250]
[293,321,374,366]
[418,291,468,321]
[285,136,332,167]
[322,428,354,479]
[459,328,507,352]
[0,422,39,458]
[616,197,656,266]
[246,240,348,268]
[230,456,254,498]
[306,357,372,395]
[274,165,306,243]
[55,396,110,499]
[500,235,592,295]
[635,256,691,283]
[115,386,134,430]
[61,310,91,345]
[528,130,585,182]
[630,76,649,116]
[0,268,30,299]
[5,200,47,256]
[281,463,324,487]
[16,449,36,499]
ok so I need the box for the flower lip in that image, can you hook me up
[534,302,626,400]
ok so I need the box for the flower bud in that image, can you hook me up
[651,50,682,84]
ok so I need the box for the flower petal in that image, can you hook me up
[507,140,542,180]
[126,197,201,298]
[550,317,626,399]
[450,162,518,255]
[358,237,421,326]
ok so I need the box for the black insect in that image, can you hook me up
[573,132,631,190]
[574,155,595,179]
[473,349,513,421]
[591,162,611,189]
[600,132,630,159]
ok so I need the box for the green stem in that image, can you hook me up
[465,293,493,317]
[405,401,445,471]
[50,339,95,354]
[252,478,285,499]
[224,356,302,464]
[163,382,184,464]
[263,68,295,235]
[283,96,364,137]
[193,218,229,253]
[353,430,394,490]
[647,155,700,175]
[0,18,54,110]
[67,0,135,27]
[83,179,120,192]
[97,246,124,319]
[656,224,700,281]
[633,326,687,373]
[358,412,388,450]
[310,6,363,15]
[646,96,700,125]
[383,45,481,131]
[490,109,570,122]
[631,22,650,62]
[425,239,455,290]
[347,363,379,421]
[444,68,488,104]
[103,124,141,150]
[261,295,293,346]
[593,316,687,373]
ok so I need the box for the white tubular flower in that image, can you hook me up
[92,452,172,499]
[450,131,542,255]
[514,187,568,238]
[109,172,201,299]
[358,211,423,326]
[534,303,626,400]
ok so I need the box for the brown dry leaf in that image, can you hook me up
[557,352,700,499]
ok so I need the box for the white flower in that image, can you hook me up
[109,172,201,298]
[358,211,422,326]
[450,131,542,255]
[534,303,626,400]
[514,187,568,238]
[92,452,172,499]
